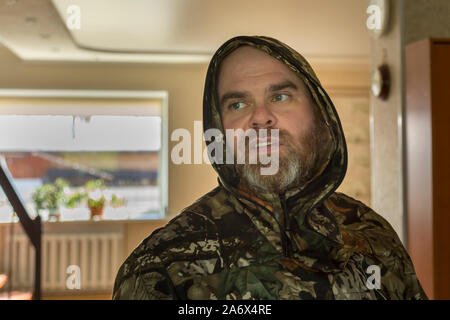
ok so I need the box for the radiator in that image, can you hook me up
[2,232,123,294]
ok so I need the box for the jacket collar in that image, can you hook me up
[219,176,345,248]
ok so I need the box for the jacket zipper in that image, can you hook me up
[280,197,292,258]
[222,181,293,258]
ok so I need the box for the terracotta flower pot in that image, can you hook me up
[89,205,104,220]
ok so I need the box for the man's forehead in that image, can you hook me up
[219,46,289,77]
[217,45,309,96]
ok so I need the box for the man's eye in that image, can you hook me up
[229,102,246,110]
[272,93,289,102]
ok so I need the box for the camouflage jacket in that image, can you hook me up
[113,36,427,300]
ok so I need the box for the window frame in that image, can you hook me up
[0,89,169,220]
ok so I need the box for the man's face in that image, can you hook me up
[217,46,332,193]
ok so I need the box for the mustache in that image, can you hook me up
[237,129,295,145]
[249,129,296,149]
[229,128,299,158]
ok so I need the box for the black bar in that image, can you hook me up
[0,159,41,300]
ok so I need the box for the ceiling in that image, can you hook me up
[0,0,370,65]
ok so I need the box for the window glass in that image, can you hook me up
[0,95,166,222]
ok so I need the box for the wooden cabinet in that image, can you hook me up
[405,38,450,300]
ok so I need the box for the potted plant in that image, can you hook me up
[32,178,68,222]
[66,179,125,220]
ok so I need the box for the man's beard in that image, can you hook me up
[235,120,332,195]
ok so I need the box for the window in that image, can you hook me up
[0,90,168,222]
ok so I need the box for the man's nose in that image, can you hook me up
[248,104,277,129]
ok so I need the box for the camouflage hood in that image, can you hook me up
[203,35,348,243]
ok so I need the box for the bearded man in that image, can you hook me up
[113,36,427,300]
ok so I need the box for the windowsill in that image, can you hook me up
[0,216,170,225]
[45,217,170,225]
[0,216,171,238]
